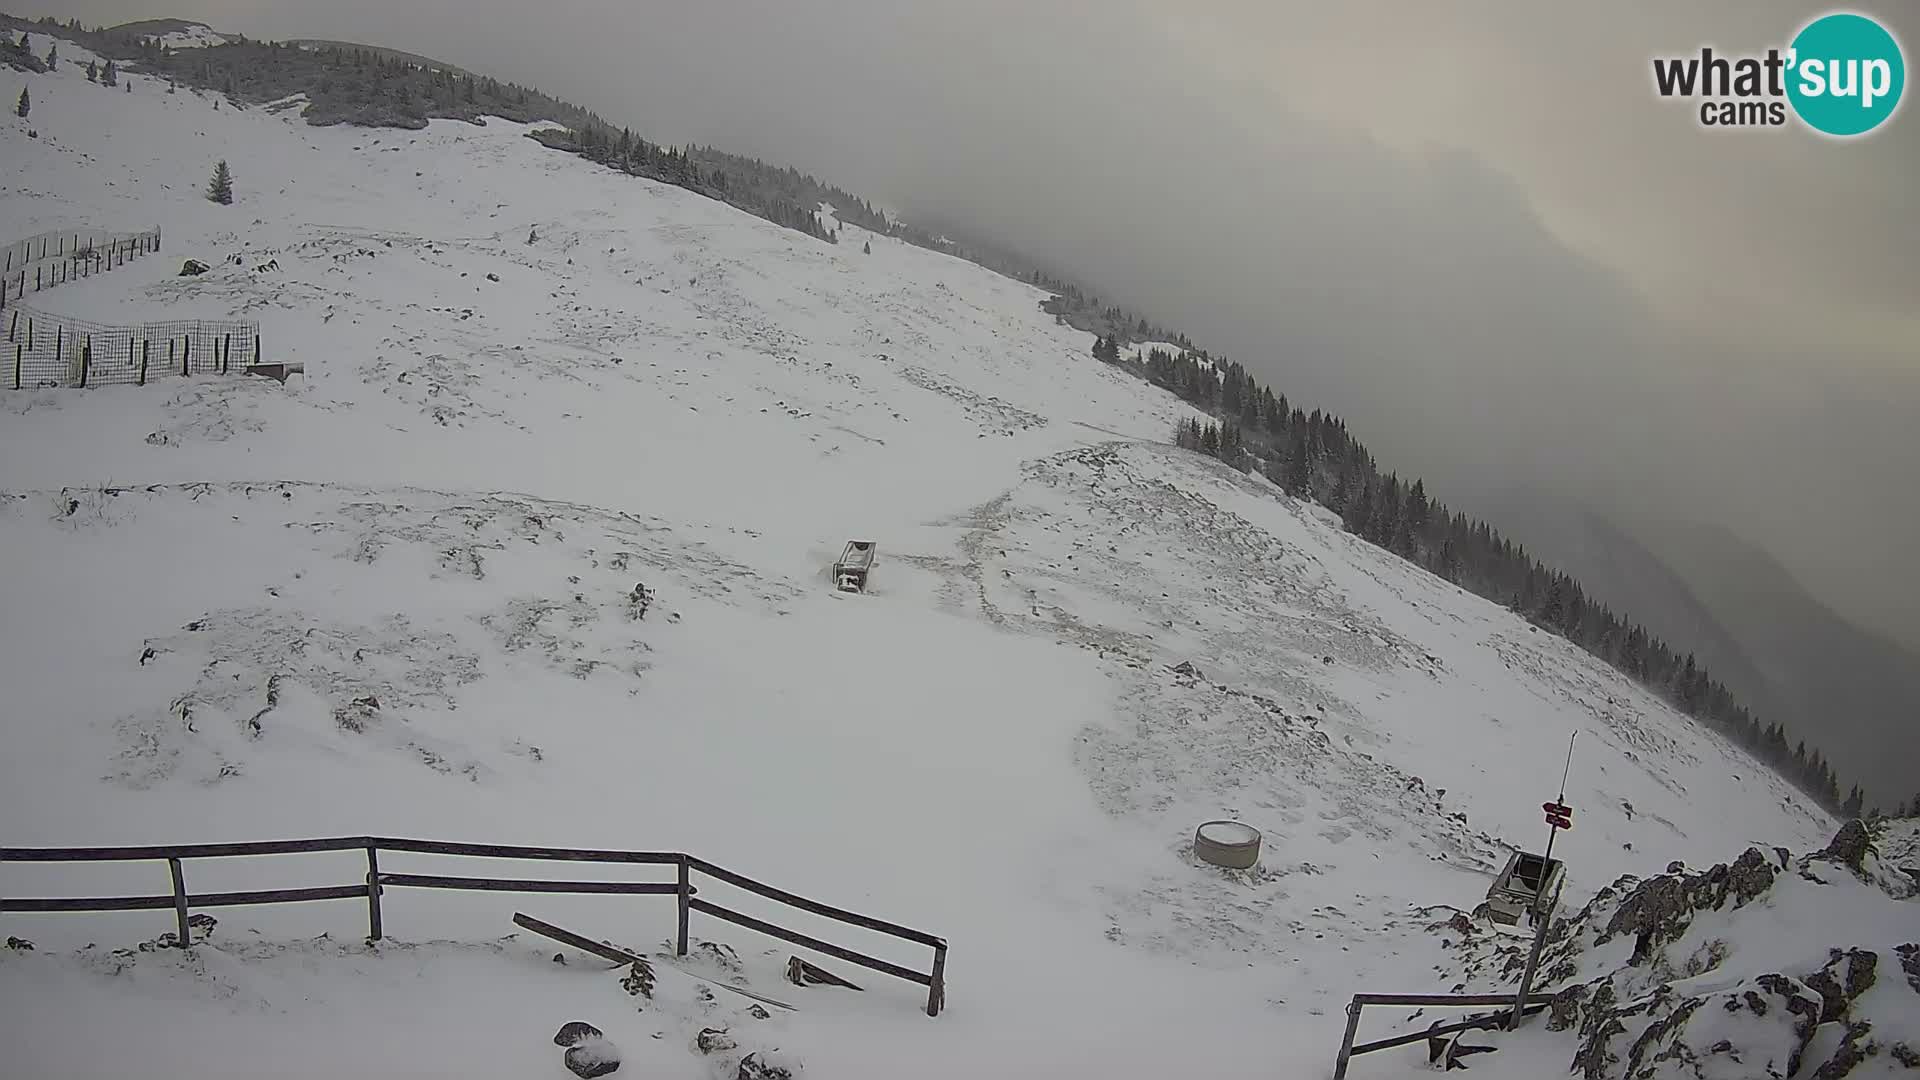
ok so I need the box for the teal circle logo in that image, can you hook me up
[1787,12,1905,136]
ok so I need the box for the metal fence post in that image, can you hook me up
[1508,881,1562,1030]
[365,846,383,940]
[676,856,690,957]
[1333,998,1363,1080]
[168,858,191,947]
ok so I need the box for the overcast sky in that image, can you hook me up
[18,0,1918,645]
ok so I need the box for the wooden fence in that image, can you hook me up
[5,306,261,390]
[1331,992,1555,1078]
[0,836,947,1016]
[0,227,163,310]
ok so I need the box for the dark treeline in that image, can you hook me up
[1152,343,1864,816]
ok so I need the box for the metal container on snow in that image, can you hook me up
[1193,820,1261,869]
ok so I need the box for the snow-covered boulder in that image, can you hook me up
[563,1036,621,1078]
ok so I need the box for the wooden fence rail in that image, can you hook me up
[0,836,947,1016]
[1332,992,1556,1078]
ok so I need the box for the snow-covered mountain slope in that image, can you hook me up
[0,42,1845,1080]
[104,19,231,49]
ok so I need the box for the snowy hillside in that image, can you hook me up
[103,18,230,49]
[0,39,1860,1080]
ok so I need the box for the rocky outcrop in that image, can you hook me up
[1600,846,1777,964]
[1443,821,1920,1080]
[1819,819,1874,873]
[553,1021,604,1048]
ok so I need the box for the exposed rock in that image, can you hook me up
[333,694,381,733]
[553,1021,603,1048]
[695,1027,737,1055]
[1811,1021,1874,1080]
[1547,984,1588,1032]
[1169,660,1205,681]
[1818,819,1875,874]
[786,955,861,990]
[564,1036,620,1078]
[736,1052,795,1080]
[1601,848,1777,963]
[179,259,210,276]
[619,958,655,1001]
[4,936,33,951]
[694,940,742,972]
[1804,948,1878,1024]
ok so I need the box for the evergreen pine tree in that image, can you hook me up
[207,160,234,205]
[1842,784,1865,819]
[46,42,56,67]
[102,60,117,87]
[863,240,872,255]
[15,85,27,119]
[87,60,98,82]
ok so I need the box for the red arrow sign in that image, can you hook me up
[1543,802,1573,816]
[1546,812,1572,830]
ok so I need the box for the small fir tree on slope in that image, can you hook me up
[208,160,234,205]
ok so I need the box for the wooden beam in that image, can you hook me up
[378,872,679,896]
[688,856,944,948]
[689,897,931,987]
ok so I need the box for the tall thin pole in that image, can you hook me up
[1543,731,1575,864]
[1509,879,1562,1030]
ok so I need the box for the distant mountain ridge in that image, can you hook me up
[1482,494,1920,807]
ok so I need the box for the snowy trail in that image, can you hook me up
[0,40,1842,1080]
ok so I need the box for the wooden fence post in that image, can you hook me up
[168,858,191,948]
[79,343,90,388]
[53,324,61,359]
[184,337,192,376]
[1332,999,1363,1080]
[365,846,384,941]
[223,334,232,374]
[12,342,20,391]
[254,334,261,366]
[138,340,148,386]
[926,944,947,1017]
[676,857,690,957]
